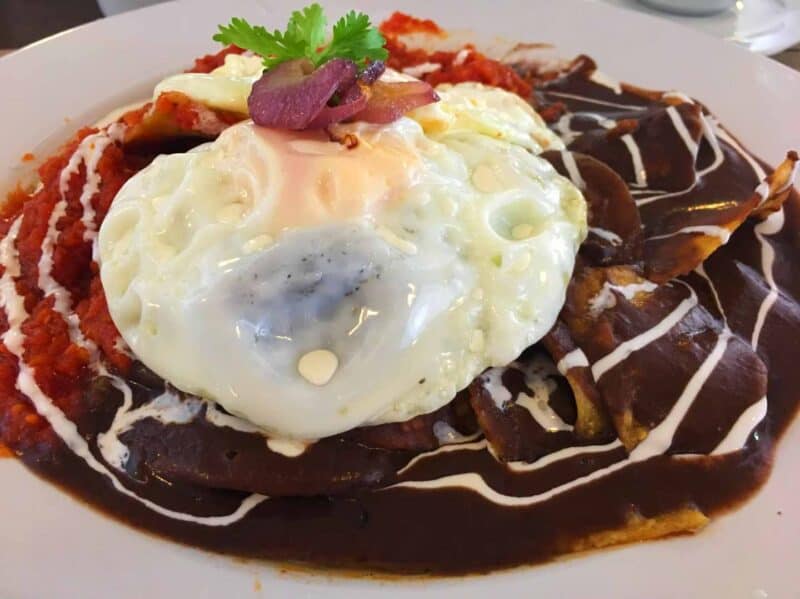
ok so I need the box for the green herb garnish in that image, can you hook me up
[213,4,388,70]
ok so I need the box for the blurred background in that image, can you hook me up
[0,0,103,48]
[0,0,798,67]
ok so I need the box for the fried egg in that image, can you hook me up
[154,53,265,115]
[99,78,586,439]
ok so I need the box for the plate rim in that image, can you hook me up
[1,1,799,597]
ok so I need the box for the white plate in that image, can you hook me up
[1,1,799,597]
[599,0,800,55]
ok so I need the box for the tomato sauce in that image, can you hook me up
[0,129,137,453]
[187,45,244,74]
[380,12,532,98]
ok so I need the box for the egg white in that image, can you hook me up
[99,80,586,439]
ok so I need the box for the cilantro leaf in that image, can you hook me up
[213,17,303,69]
[213,4,387,71]
[320,10,388,66]
[286,3,327,62]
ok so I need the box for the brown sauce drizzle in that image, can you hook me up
[2,52,799,575]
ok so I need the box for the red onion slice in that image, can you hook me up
[247,58,358,130]
[357,80,439,124]
[247,58,437,130]
[359,61,386,85]
[306,84,368,129]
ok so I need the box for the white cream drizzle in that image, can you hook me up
[588,287,618,318]
[98,390,203,470]
[695,264,727,324]
[635,112,724,207]
[635,330,730,456]
[755,181,770,201]
[397,252,771,507]
[396,439,488,476]
[99,383,310,462]
[713,120,794,220]
[516,390,572,432]
[666,105,699,160]
[621,134,648,188]
[266,437,309,458]
[646,225,731,245]
[480,358,572,432]
[392,328,733,506]
[556,348,589,375]
[714,122,767,183]
[696,266,768,450]
[37,194,93,351]
[432,421,482,445]
[592,283,697,380]
[205,402,262,433]
[588,227,622,246]
[391,468,628,507]
[711,396,767,455]
[0,216,267,524]
[206,402,311,458]
[560,150,585,189]
[397,439,622,486]
[551,86,776,229]
[57,124,125,252]
[552,112,615,145]
[481,368,511,408]
[76,137,113,240]
[589,280,659,318]
[751,209,784,350]
[43,126,125,351]
[504,440,622,473]
[35,131,132,444]
[543,91,646,111]
[512,356,573,432]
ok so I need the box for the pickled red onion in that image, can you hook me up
[358,80,439,124]
[247,58,357,130]
[247,58,437,130]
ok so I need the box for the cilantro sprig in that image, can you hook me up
[213,4,388,70]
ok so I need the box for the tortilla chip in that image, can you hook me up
[568,506,709,553]
[541,150,643,267]
[751,151,799,219]
[469,348,580,462]
[120,91,245,147]
[560,266,767,452]
[569,103,703,192]
[542,319,613,440]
